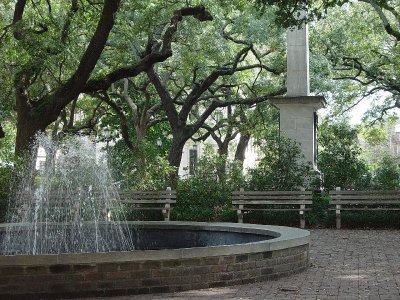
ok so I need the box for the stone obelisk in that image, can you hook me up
[271,17,326,169]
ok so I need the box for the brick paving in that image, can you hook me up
[77,229,400,300]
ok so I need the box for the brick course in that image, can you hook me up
[0,244,308,299]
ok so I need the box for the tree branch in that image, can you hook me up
[147,66,180,129]
[98,93,135,152]
[12,0,27,39]
[39,0,121,121]
[190,87,286,136]
[121,79,139,124]
[61,0,78,44]
[362,0,400,41]
[179,46,252,120]
[68,97,78,128]
[83,5,212,94]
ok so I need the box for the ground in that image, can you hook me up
[77,229,400,300]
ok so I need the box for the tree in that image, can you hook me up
[145,3,286,183]
[259,0,400,123]
[96,77,166,172]
[318,120,370,190]
[358,120,399,168]
[1,1,212,155]
[254,0,400,124]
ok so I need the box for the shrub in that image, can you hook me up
[242,138,316,225]
[247,137,312,190]
[372,155,400,189]
[326,211,400,229]
[244,211,299,226]
[305,193,330,226]
[173,153,244,222]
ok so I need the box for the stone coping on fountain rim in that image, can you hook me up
[0,222,310,265]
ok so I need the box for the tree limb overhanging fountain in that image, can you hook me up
[0,135,310,299]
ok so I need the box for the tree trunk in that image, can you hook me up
[134,133,147,181]
[13,0,121,155]
[0,123,4,138]
[234,132,251,168]
[15,93,51,156]
[216,141,230,182]
[218,141,229,157]
[167,136,186,187]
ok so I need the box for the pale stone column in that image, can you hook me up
[287,22,310,96]
[271,15,326,169]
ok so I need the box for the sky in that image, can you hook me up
[349,99,370,125]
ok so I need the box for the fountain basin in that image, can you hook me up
[0,222,310,299]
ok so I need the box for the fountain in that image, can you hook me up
[2,134,134,255]
[0,135,310,299]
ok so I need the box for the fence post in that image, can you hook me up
[335,187,341,229]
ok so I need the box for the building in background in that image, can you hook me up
[178,137,258,177]
[390,124,400,156]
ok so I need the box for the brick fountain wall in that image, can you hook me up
[0,222,310,299]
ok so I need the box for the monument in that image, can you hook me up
[271,15,326,169]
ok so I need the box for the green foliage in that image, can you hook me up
[318,121,370,190]
[247,103,280,144]
[108,139,174,191]
[328,211,400,229]
[361,126,388,145]
[309,1,400,122]
[0,121,16,164]
[248,137,312,190]
[373,155,400,189]
[306,193,330,226]
[244,211,299,226]
[0,165,12,222]
[359,121,397,171]
[175,178,233,222]
[0,121,16,221]
[124,208,163,222]
[173,152,245,222]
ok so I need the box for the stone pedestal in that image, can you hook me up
[270,96,326,169]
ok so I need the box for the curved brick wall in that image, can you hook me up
[0,222,310,299]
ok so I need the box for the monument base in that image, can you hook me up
[270,96,326,169]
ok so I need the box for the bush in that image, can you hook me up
[124,209,164,221]
[244,211,299,226]
[247,137,312,190]
[173,153,244,222]
[372,155,400,189]
[326,211,400,229]
[240,138,316,225]
[174,177,232,222]
[306,193,330,227]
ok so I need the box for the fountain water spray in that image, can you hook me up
[2,134,134,255]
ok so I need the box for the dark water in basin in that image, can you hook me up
[0,226,275,254]
[131,228,275,250]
